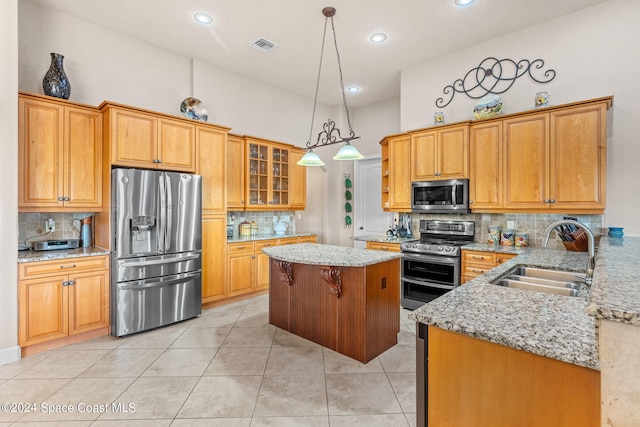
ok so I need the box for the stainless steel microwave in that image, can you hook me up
[411,179,470,214]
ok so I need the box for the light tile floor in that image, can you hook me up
[0,294,417,426]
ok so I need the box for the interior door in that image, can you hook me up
[354,157,391,248]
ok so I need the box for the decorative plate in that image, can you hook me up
[473,94,503,120]
[180,97,208,122]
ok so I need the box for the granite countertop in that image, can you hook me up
[228,232,315,243]
[353,234,416,244]
[409,246,599,370]
[262,243,402,267]
[587,237,640,325]
[18,246,111,263]
[461,242,529,255]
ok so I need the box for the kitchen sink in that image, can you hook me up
[492,267,586,297]
[505,266,586,283]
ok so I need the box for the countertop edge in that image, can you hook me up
[18,246,111,263]
[263,243,402,267]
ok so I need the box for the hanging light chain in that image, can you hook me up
[307,15,329,146]
[303,7,360,152]
[329,15,355,138]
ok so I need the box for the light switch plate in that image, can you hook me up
[280,215,290,222]
[507,220,515,229]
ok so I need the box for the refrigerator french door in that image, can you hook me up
[111,168,202,336]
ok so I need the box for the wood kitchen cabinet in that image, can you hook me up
[102,103,196,172]
[461,249,517,284]
[246,137,291,209]
[227,242,259,297]
[196,124,230,213]
[380,134,412,211]
[411,123,469,181]
[18,93,103,211]
[366,241,402,252]
[469,121,503,210]
[18,255,110,356]
[289,148,307,210]
[226,134,246,209]
[469,97,611,214]
[201,214,228,304]
[427,326,600,426]
[226,236,317,299]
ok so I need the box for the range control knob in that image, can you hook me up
[437,246,443,251]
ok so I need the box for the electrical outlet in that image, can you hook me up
[46,218,55,233]
[280,215,290,222]
[507,220,515,230]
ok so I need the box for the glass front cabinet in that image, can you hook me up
[246,138,290,209]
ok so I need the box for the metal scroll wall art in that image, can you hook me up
[435,57,556,108]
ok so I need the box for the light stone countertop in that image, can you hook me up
[352,234,417,244]
[18,246,111,263]
[262,243,402,267]
[587,236,640,325]
[461,242,529,255]
[227,232,315,244]
[409,246,599,369]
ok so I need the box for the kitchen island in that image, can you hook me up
[410,246,600,427]
[262,243,402,363]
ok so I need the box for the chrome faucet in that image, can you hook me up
[542,219,595,284]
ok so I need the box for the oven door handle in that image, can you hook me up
[402,253,459,265]
[402,276,457,290]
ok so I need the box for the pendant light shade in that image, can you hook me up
[333,142,364,160]
[297,150,325,166]
[299,7,362,166]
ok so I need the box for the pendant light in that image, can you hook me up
[297,7,363,167]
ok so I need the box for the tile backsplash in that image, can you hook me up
[227,211,296,236]
[18,212,93,248]
[410,213,603,249]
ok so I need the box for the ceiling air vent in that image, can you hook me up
[250,38,278,53]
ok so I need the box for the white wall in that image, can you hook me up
[0,0,20,364]
[18,0,330,146]
[401,0,640,236]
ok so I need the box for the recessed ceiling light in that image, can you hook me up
[347,86,361,93]
[455,0,476,7]
[193,12,213,25]
[369,33,387,43]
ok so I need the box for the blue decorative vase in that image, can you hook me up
[42,53,71,100]
[608,227,624,238]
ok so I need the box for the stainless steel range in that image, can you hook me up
[400,219,475,310]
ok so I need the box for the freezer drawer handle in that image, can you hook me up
[120,272,201,290]
[119,253,200,268]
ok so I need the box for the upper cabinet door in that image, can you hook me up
[226,135,246,209]
[18,97,64,208]
[289,148,307,210]
[469,121,503,210]
[19,94,102,211]
[411,131,437,180]
[64,106,103,209]
[109,107,157,167]
[197,126,227,213]
[549,103,607,210]
[438,125,469,180]
[388,135,412,211]
[503,113,550,210]
[157,118,196,172]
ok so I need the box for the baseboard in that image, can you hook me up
[0,345,21,365]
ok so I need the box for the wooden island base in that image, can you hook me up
[269,257,400,363]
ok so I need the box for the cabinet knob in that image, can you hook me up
[62,280,75,286]
[549,199,556,203]
[58,196,64,201]
[469,200,474,204]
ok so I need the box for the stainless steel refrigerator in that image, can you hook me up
[111,168,202,337]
